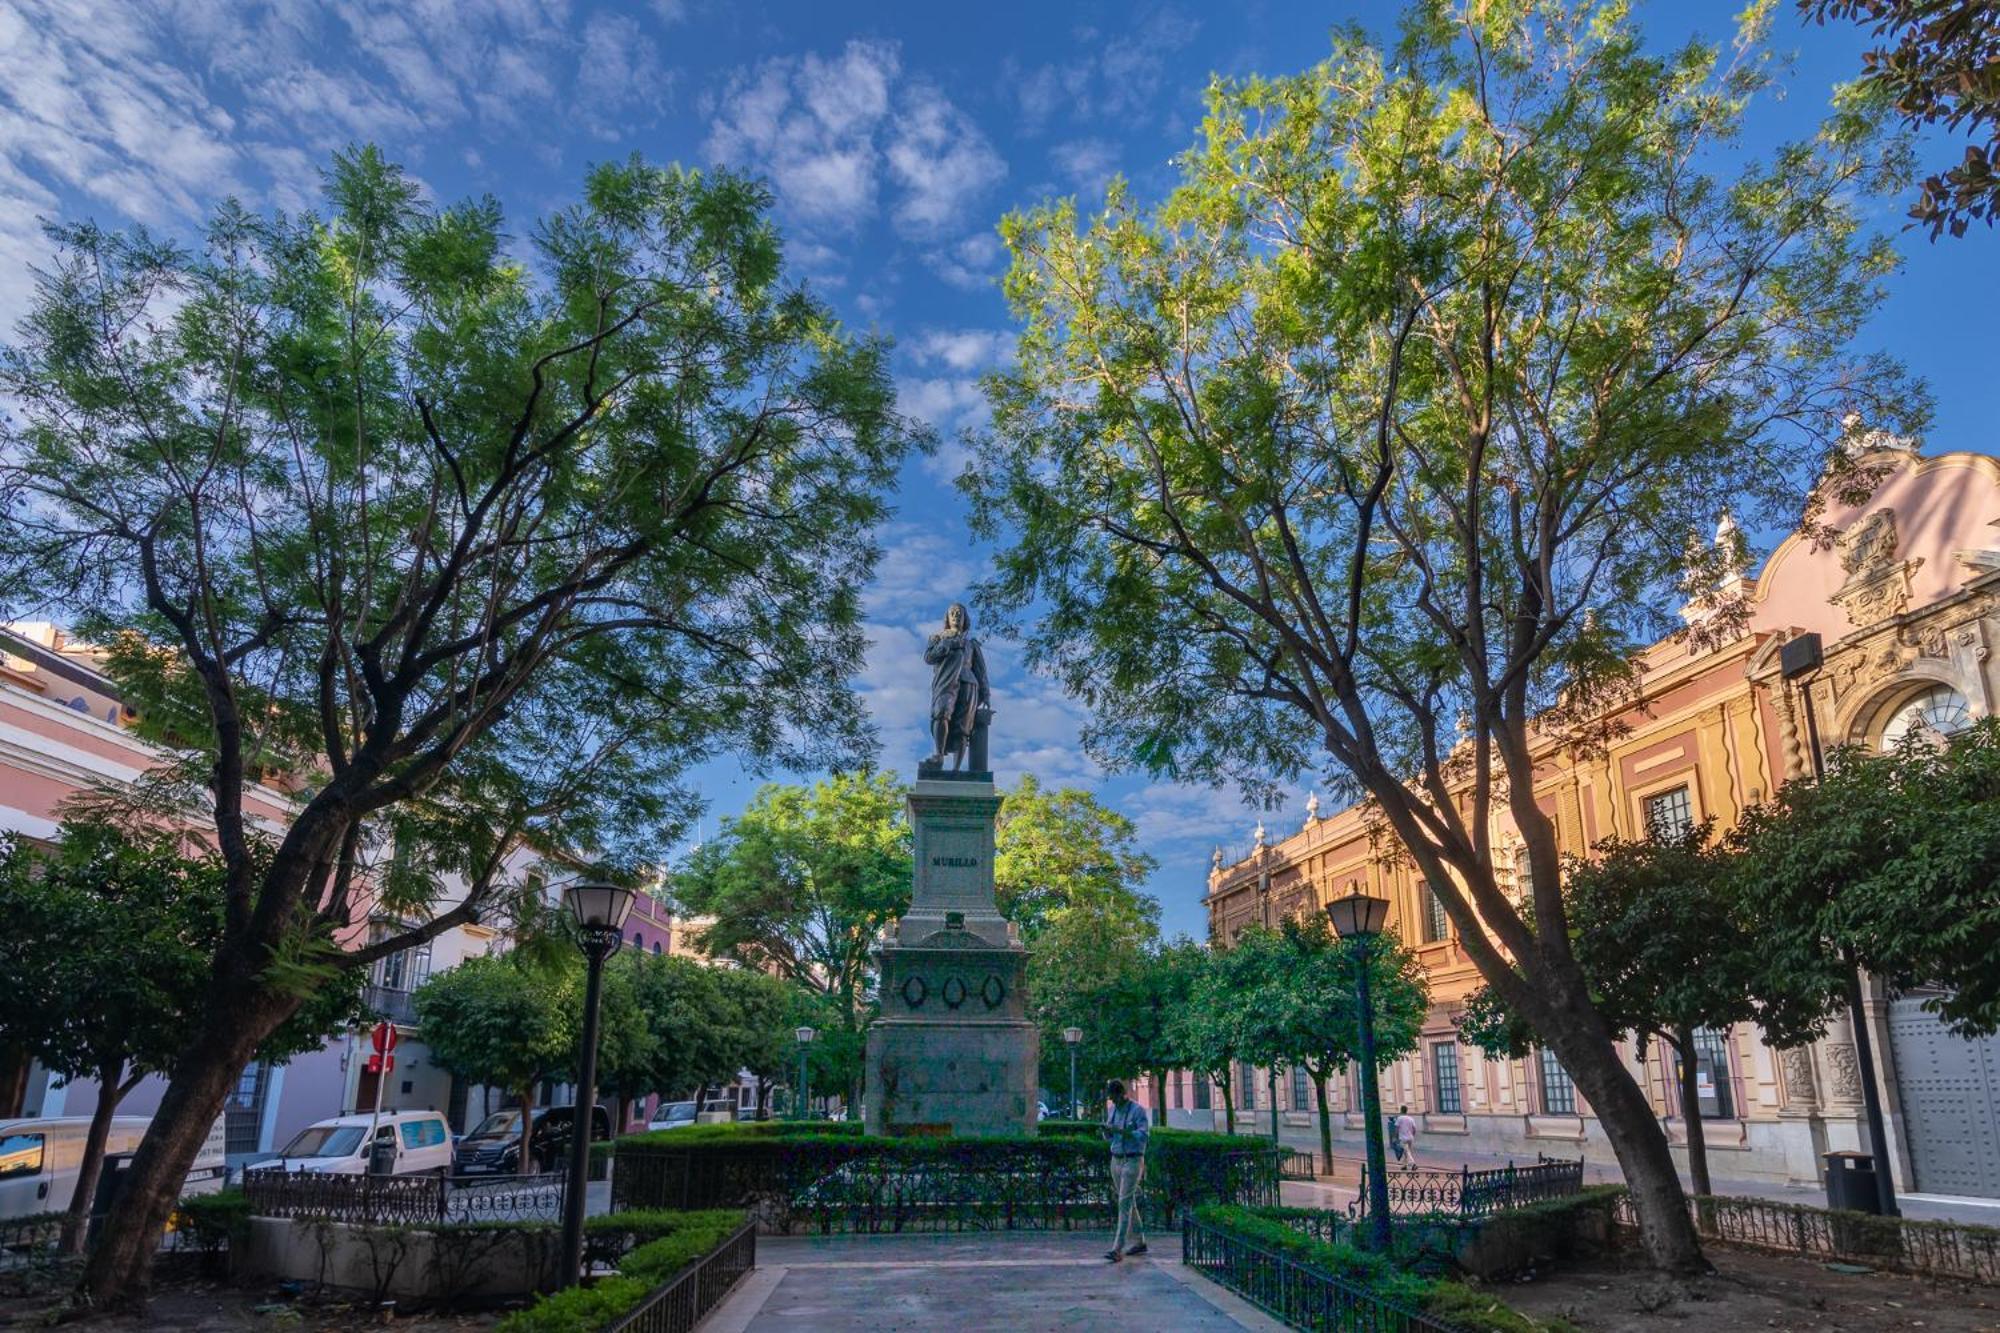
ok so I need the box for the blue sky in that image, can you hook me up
[3,0,1996,941]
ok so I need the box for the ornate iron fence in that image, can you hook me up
[0,1212,62,1265]
[1612,1192,2000,1286]
[605,1220,757,1333]
[243,1169,566,1226]
[1355,1155,1584,1220]
[1182,1210,1467,1331]
[614,1135,1281,1235]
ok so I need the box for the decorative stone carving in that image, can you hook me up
[1826,1043,1863,1103]
[1780,1047,1818,1110]
[1832,509,1924,629]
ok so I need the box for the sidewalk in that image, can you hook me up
[1274,1144,2000,1226]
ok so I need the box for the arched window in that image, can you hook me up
[1879,684,1973,749]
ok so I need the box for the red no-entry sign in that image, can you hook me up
[370,1021,399,1054]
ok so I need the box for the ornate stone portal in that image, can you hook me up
[864,607,1038,1136]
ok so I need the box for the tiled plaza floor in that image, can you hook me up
[701,1230,1286,1332]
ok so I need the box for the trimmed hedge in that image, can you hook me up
[1192,1205,1580,1333]
[496,1209,748,1332]
[172,1187,251,1257]
[611,1121,1282,1232]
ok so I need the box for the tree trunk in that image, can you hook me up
[1312,1070,1333,1173]
[1220,1080,1235,1135]
[519,1084,537,1173]
[1150,1068,1166,1123]
[1672,1027,1712,1199]
[80,986,292,1308]
[60,1059,126,1255]
[0,1040,30,1119]
[1542,1005,1706,1275]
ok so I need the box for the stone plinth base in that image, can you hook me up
[865,1015,1040,1137]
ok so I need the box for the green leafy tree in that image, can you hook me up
[994,775,1159,943]
[414,954,578,1172]
[710,966,804,1114]
[670,771,910,1109]
[0,821,360,1251]
[0,143,914,1300]
[1730,718,2000,1037]
[966,0,1919,1272]
[1803,0,2000,236]
[1231,917,1428,1169]
[1459,823,1845,1195]
[1024,902,1156,1103]
[1165,948,1243,1133]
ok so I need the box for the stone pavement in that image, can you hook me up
[699,1230,1287,1332]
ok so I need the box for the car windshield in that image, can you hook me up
[278,1125,366,1158]
[653,1104,695,1123]
[467,1111,524,1139]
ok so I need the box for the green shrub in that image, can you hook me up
[1190,1204,1575,1330]
[494,1276,649,1333]
[171,1188,250,1254]
[584,1207,745,1265]
[619,1216,745,1285]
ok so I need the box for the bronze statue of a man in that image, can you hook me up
[924,602,991,771]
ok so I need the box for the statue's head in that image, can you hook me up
[944,602,970,635]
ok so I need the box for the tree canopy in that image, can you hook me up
[964,0,1919,1274]
[1729,717,2000,1036]
[0,142,918,1300]
[1803,0,2000,236]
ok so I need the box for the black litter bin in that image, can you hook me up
[1825,1150,1881,1214]
[85,1152,134,1249]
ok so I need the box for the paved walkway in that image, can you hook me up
[699,1231,1286,1332]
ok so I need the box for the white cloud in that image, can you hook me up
[706,42,1003,240]
[1008,6,1200,132]
[1050,137,1120,193]
[927,231,1006,292]
[910,327,1015,373]
[886,84,1006,238]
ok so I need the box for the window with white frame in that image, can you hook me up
[1538,1047,1577,1114]
[1643,785,1694,839]
[1421,882,1450,942]
[1880,684,1973,748]
[1291,1065,1311,1112]
[1432,1042,1462,1114]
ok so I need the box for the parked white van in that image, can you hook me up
[249,1111,453,1176]
[0,1114,227,1219]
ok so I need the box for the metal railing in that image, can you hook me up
[362,984,421,1026]
[1182,1210,1467,1331]
[1282,1150,1320,1181]
[243,1169,566,1226]
[606,1220,758,1332]
[1612,1192,2000,1286]
[614,1137,1282,1235]
[1355,1154,1584,1219]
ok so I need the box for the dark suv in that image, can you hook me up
[452,1104,612,1175]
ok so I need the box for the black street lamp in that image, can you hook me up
[794,1026,815,1120]
[1326,887,1394,1253]
[559,879,636,1288]
[1063,1026,1083,1118]
[1781,633,1899,1217]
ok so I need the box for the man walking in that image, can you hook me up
[1394,1105,1419,1169]
[1100,1079,1150,1261]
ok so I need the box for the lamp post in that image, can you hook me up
[794,1026,815,1120]
[1326,887,1393,1253]
[559,880,636,1288]
[1781,633,1899,1217]
[1063,1026,1083,1118]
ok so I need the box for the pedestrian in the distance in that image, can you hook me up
[1394,1105,1419,1168]
[1099,1079,1150,1261]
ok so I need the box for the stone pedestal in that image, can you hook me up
[865,771,1039,1137]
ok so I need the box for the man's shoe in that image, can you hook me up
[1104,1249,1123,1262]
[1125,1243,1149,1256]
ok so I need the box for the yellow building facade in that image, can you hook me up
[1192,445,2000,1200]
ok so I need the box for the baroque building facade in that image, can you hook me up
[1195,444,2000,1200]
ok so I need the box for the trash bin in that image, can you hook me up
[1824,1150,1881,1214]
[85,1152,134,1249]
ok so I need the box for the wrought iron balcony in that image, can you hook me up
[363,984,421,1027]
